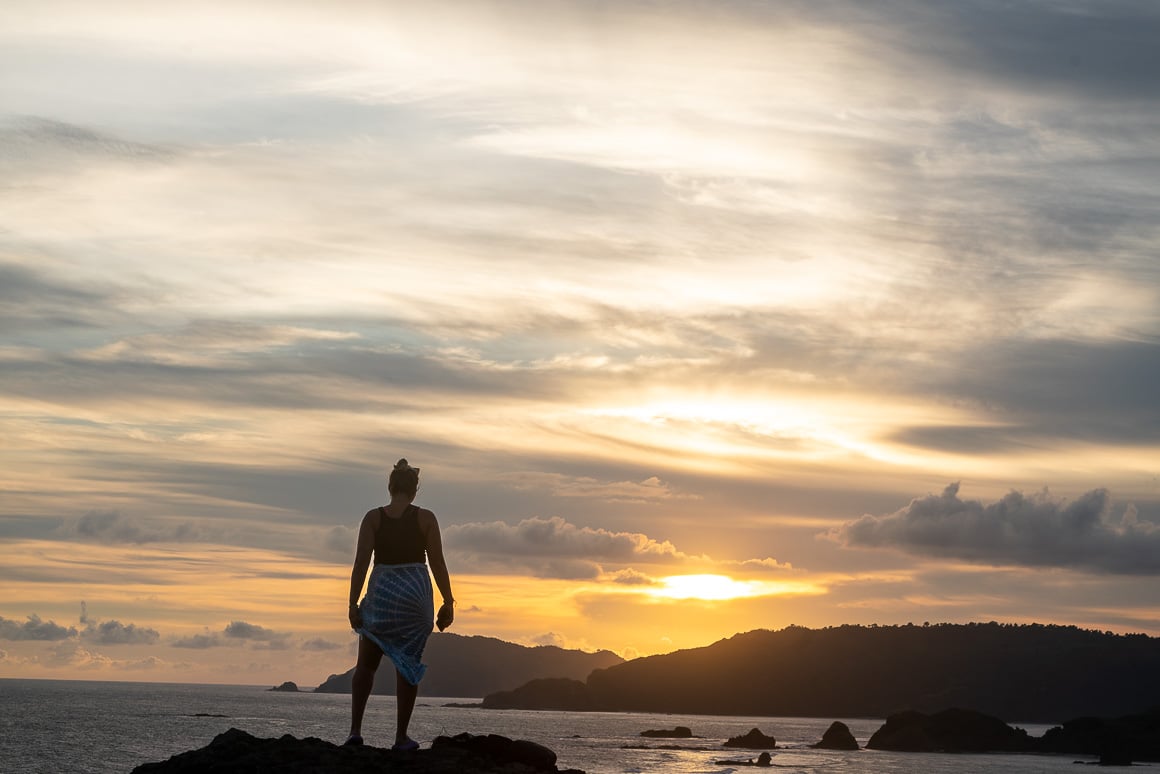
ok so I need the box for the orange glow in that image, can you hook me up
[646,574,824,601]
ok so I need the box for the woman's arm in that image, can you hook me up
[347,510,377,628]
[421,510,455,630]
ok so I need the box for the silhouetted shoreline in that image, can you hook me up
[130,708,1160,770]
[483,624,1160,723]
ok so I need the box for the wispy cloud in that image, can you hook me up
[2,0,1159,678]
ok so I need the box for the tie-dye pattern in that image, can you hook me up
[356,562,434,685]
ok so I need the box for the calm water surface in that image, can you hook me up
[0,679,1112,773]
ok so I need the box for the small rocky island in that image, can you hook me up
[131,728,584,773]
[268,681,299,692]
[640,726,693,738]
[811,721,859,750]
[723,728,778,749]
[866,707,1160,765]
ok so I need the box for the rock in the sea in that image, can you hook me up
[723,728,777,749]
[714,751,773,767]
[1038,708,1160,764]
[130,727,584,773]
[867,708,1031,753]
[640,726,693,738]
[812,721,859,750]
[269,681,299,692]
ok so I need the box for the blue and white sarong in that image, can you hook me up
[357,562,434,685]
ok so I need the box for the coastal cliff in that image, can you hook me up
[485,623,1160,722]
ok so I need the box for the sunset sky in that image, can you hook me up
[2,0,1158,687]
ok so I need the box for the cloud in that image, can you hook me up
[44,642,113,669]
[530,632,566,648]
[63,510,202,544]
[171,632,224,649]
[2,0,1159,651]
[827,483,1159,574]
[0,614,77,641]
[77,320,360,368]
[0,262,121,333]
[324,525,356,557]
[443,515,693,579]
[300,638,344,652]
[112,656,174,671]
[172,622,291,649]
[223,620,282,640]
[604,568,657,586]
[443,515,796,582]
[502,472,700,503]
[446,515,684,561]
[734,557,796,573]
[0,116,171,166]
[909,0,1160,102]
[81,619,161,645]
[895,339,1160,450]
[40,641,176,671]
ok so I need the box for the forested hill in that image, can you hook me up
[315,632,623,697]
[484,623,1160,722]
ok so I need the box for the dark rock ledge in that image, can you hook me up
[131,728,585,774]
[723,728,778,749]
[640,725,694,738]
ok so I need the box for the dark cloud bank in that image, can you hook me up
[828,482,1158,574]
[0,614,76,641]
[0,614,159,644]
[172,621,291,650]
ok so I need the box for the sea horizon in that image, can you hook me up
[0,678,1098,774]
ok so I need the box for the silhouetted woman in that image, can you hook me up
[345,459,454,750]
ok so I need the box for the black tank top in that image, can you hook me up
[374,504,427,565]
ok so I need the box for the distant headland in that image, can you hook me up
[482,622,1160,722]
[313,632,622,698]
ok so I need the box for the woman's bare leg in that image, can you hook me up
[395,668,419,746]
[349,636,383,738]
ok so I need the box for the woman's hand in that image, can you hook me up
[348,604,362,630]
[436,600,454,631]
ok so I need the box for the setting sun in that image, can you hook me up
[646,574,828,602]
[651,574,761,601]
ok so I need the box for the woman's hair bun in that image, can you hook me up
[388,458,420,495]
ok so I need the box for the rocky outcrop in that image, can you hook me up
[130,728,584,774]
[714,751,773,766]
[640,726,693,738]
[723,728,777,749]
[269,681,299,692]
[867,708,1031,753]
[482,678,597,711]
[811,721,859,750]
[1037,708,1160,764]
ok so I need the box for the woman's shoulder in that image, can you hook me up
[414,506,437,526]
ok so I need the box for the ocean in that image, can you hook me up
[0,679,1099,773]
